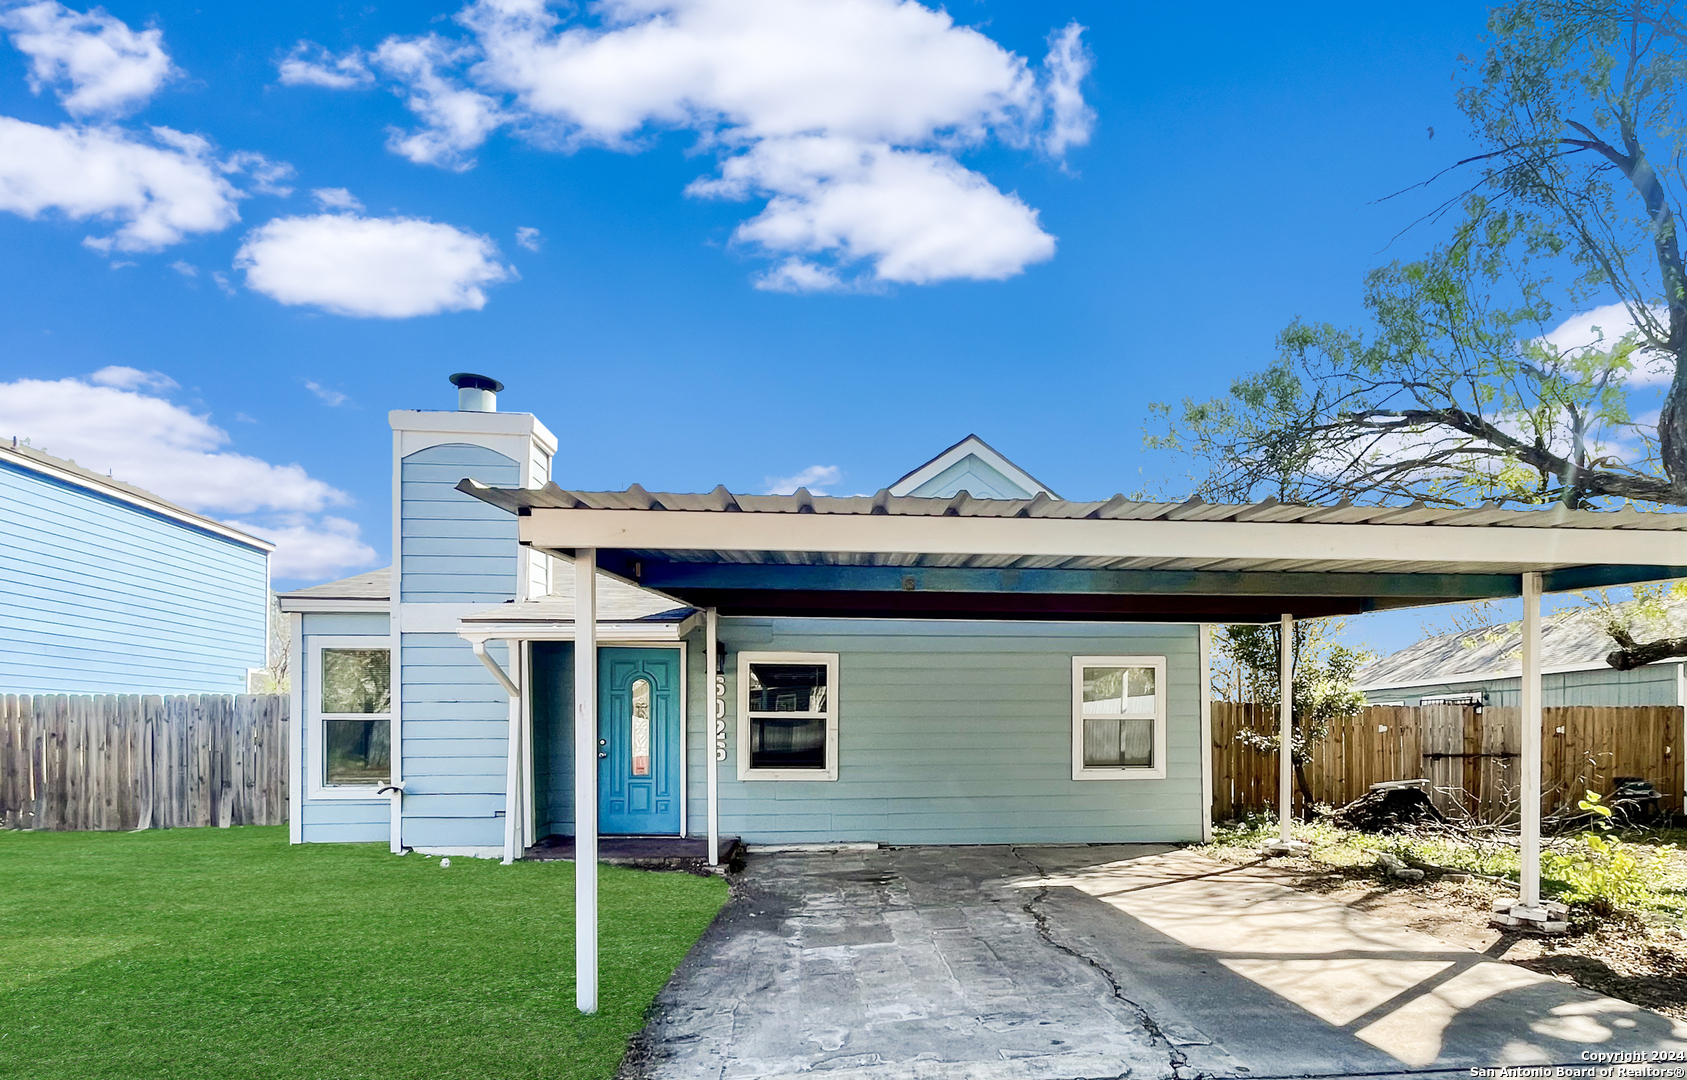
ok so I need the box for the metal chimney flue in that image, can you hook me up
[449,372,503,412]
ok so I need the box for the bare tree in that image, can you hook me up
[1153,0,1687,667]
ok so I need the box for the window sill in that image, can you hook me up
[738,768,838,782]
[1073,766,1167,782]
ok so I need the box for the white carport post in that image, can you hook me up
[1493,570,1565,931]
[574,549,599,1014]
[1264,613,1308,856]
[706,606,720,867]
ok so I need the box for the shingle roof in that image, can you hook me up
[0,441,273,552]
[1356,597,1687,689]
[279,567,391,601]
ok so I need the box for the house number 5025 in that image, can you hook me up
[713,674,727,761]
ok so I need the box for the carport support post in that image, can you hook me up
[706,606,720,867]
[1264,613,1308,856]
[1493,571,1564,931]
[575,548,599,1013]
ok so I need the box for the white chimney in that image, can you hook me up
[449,372,503,412]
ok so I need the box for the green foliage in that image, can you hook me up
[1546,831,1670,915]
[1149,0,1687,511]
[0,827,727,1080]
[1213,619,1370,766]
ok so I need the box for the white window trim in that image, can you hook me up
[1072,655,1168,781]
[737,651,839,782]
[306,636,393,801]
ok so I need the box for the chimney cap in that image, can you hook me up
[449,372,504,393]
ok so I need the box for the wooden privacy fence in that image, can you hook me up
[1212,702,1682,824]
[0,694,288,831]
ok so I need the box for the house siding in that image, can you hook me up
[1364,662,1684,707]
[904,458,1033,500]
[297,611,389,844]
[0,456,268,694]
[398,444,519,603]
[682,618,1204,846]
[398,633,511,850]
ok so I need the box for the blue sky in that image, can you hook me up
[0,0,1536,654]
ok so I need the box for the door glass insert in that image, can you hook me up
[630,677,652,777]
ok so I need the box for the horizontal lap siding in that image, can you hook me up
[398,445,518,604]
[683,618,1203,846]
[0,461,268,694]
[1366,663,1683,707]
[297,613,390,844]
[400,633,508,850]
[397,444,520,850]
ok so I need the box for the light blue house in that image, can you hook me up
[0,441,273,695]
[279,375,1687,860]
[279,378,1208,854]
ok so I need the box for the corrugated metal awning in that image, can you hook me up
[457,481,1687,621]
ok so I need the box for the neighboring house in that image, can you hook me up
[1357,600,1687,707]
[277,374,1687,858]
[0,440,273,694]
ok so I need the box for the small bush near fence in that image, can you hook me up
[0,694,288,831]
[1212,701,1682,824]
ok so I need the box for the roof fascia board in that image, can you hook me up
[515,507,1687,572]
[888,435,1059,498]
[618,559,1521,600]
[278,598,389,613]
[0,448,275,552]
[457,616,697,644]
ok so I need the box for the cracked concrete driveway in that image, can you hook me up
[625,845,1687,1079]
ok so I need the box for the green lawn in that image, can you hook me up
[0,827,727,1080]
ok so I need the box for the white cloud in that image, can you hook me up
[705,138,1053,285]
[234,213,514,317]
[373,34,504,169]
[276,40,372,89]
[89,364,175,390]
[221,514,377,580]
[1538,302,1674,386]
[1041,22,1094,157]
[0,371,376,580]
[311,187,363,211]
[168,259,195,276]
[764,464,842,495]
[1,1,177,117]
[0,117,243,251]
[305,380,348,406]
[222,151,295,197]
[285,0,1091,289]
[514,224,541,250]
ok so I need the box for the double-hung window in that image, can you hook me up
[312,641,392,796]
[737,651,839,781]
[1072,655,1167,780]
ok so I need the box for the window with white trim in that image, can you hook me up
[1072,655,1167,780]
[315,644,391,792]
[737,652,839,781]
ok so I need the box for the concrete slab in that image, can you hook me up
[626,845,1687,1079]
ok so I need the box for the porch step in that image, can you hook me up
[524,834,743,870]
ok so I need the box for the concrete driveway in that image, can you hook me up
[626,845,1687,1079]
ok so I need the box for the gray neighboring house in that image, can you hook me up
[1357,601,1687,707]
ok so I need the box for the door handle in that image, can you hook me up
[598,752,608,759]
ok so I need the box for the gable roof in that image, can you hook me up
[0,441,272,553]
[1356,597,1687,690]
[279,567,392,602]
[888,434,1061,500]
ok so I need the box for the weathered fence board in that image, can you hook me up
[1213,701,1683,824]
[0,694,288,831]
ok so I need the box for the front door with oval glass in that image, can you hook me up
[598,647,681,835]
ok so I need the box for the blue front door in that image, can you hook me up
[598,647,681,835]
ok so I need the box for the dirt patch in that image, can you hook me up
[1201,846,1687,1020]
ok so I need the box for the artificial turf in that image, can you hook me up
[0,826,728,1079]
